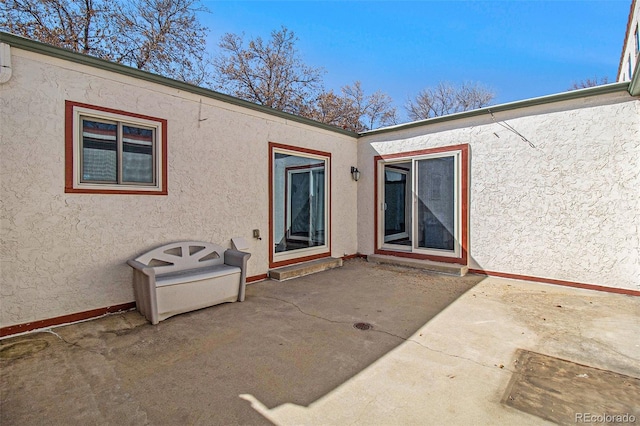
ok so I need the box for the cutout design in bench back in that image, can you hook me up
[134,241,226,274]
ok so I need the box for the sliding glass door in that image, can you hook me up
[378,145,467,263]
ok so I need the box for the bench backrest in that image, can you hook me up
[134,241,226,274]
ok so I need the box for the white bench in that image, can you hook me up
[127,241,251,324]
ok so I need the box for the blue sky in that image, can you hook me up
[198,1,630,121]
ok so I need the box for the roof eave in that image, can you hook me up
[359,82,632,137]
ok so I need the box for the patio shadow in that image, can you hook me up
[0,259,482,425]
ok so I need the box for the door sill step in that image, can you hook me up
[367,254,468,276]
[269,257,343,281]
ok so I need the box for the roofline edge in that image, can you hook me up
[0,31,358,138]
[359,82,633,137]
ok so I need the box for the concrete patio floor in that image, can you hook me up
[1,259,639,425]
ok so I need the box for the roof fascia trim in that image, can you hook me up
[0,32,357,138]
[360,82,632,137]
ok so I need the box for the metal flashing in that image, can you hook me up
[0,31,357,138]
[360,82,632,137]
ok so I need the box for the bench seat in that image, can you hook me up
[156,264,241,287]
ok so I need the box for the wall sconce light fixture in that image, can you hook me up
[351,166,360,182]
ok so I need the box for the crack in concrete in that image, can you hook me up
[256,295,514,373]
[257,295,357,327]
[349,395,378,426]
[42,329,105,357]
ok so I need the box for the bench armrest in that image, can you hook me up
[224,249,251,302]
[127,259,156,277]
[224,250,251,269]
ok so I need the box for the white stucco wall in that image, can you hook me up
[0,48,358,327]
[358,92,640,291]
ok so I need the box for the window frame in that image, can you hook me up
[65,101,168,195]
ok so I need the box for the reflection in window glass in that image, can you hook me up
[416,156,455,251]
[384,169,409,244]
[82,119,117,182]
[80,116,156,186]
[123,125,154,183]
[273,152,326,254]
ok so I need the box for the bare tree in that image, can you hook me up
[1,0,111,55]
[340,81,397,131]
[569,76,610,90]
[301,81,397,132]
[406,81,494,121]
[299,90,358,130]
[1,0,211,84]
[214,26,323,114]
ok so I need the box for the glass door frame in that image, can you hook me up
[374,144,469,265]
[382,166,411,244]
[269,142,331,268]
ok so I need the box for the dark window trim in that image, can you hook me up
[65,101,168,195]
[268,142,332,268]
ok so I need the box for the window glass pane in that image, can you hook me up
[416,156,455,251]
[81,119,117,182]
[273,153,326,253]
[385,170,406,237]
[122,125,154,183]
[290,171,311,237]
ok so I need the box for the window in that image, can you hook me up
[375,144,469,265]
[635,25,639,55]
[269,143,331,268]
[65,101,167,194]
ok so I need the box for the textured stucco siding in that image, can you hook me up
[358,93,640,291]
[0,49,358,327]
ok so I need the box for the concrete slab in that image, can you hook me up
[1,259,639,425]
